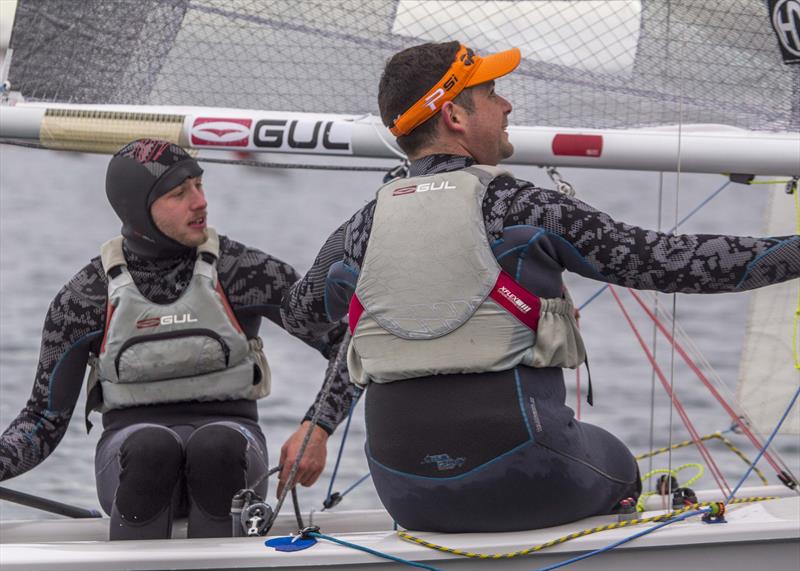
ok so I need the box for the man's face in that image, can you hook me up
[150,176,208,247]
[458,81,513,165]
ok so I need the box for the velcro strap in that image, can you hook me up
[488,271,541,331]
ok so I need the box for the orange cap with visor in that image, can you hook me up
[388,44,521,137]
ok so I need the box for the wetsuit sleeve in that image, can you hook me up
[504,182,800,292]
[0,262,106,481]
[218,237,354,434]
[281,220,365,434]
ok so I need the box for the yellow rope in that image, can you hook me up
[748,179,794,185]
[634,432,769,486]
[636,464,703,512]
[793,181,800,369]
[396,497,776,560]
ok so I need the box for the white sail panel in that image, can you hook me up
[392,1,641,76]
[736,185,800,435]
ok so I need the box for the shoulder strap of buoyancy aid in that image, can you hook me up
[462,164,513,186]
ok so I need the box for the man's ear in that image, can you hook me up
[440,101,466,134]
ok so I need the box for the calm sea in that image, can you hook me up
[1,144,797,521]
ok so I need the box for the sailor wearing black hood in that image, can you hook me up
[0,139,356,540]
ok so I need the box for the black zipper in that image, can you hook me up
[115,328,230,377]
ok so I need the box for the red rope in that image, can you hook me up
[609,286,732,496]
[626,288,785,476]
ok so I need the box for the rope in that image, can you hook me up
[634,431,769,486]
[197,156,390,172]
[397,498,771,561]
[792,178,800,369]
[578,180,731,312]
[0,139,392,172]
[309,531,442,571]
[266,332,350,530]
[636,464,704,512]
[627,288,787,477]
[609,286,732,496]
[323,388,363,509]
[726,383,800,502]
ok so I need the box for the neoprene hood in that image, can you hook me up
[106,139,204,257]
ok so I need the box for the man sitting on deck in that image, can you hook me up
[0,139,351,539]
[280,41,800,532]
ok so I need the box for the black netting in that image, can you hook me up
[8,0,799,131]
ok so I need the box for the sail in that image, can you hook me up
[736,186,800,436]
[5,0,798,131]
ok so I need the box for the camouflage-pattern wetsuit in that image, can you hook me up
[0,236,352,536]
[281,154,800,532]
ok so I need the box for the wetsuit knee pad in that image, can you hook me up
[185,424,248,517]
[116,426,183,523]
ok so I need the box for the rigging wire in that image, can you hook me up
[647,171,666,489]
[628,288,792,481]
[577,180,732,311]
[608,286,731,496]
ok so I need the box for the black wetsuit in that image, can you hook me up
[0,235,355,538]
[281,154,800,532]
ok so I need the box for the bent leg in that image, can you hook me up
[184,421,268,538]
[96,424,184,540]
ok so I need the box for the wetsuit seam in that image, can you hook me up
[367,437,534,481]
[536,441,635,485]
[514,367,534,440]
[47,329,103,410]
[543,230,607,281]
[735,236,798,289]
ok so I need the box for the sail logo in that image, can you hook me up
[392,180,456,196]
[191,118,252,147]
[498,286,531,313]
[770,0,800,62]
[136,314,199,328]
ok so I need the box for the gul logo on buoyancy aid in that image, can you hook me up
[86,228,270,416]
[346,165,586,386]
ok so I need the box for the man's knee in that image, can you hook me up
[185,424,249,517]
[116,426,183,522]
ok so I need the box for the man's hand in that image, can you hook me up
[277,421,329,498]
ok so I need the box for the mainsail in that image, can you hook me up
[737,186,800,436]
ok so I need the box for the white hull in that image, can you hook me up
[2,487,798,571]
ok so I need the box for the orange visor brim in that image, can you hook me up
[389,45,521,137]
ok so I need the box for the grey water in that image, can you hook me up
[1,144,798,522]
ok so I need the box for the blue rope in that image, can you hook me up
[536,508,709,571]
[308,531,442,571]
[324,389,363,503]
[340,472,371,498]
[539,387,800,570]
[578,180,731,311]
[726,383,800,503]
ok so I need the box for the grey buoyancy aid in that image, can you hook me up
[86,228,270,418]
[346,165,585,386]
